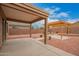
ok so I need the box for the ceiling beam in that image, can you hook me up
[31,17,44,23]
[7,17,31,24]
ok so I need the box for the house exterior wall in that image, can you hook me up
[0,15,2,48]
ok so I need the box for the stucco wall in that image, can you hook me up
[0,15,2,48]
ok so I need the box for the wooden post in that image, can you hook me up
[0,5,7,44]
[29,24,32,38]
[61,26,63,40]
[66,25,69,34]
[44,19,48,44]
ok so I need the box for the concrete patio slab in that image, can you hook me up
[0,38,73,56]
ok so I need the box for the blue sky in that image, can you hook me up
[32,3,79,28]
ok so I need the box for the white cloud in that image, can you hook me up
[67,18,79,23]
[57,12,69,18]
[44,7,69,20]
[44,7,60,14]
[48,18,59,23]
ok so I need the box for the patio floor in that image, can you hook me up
[0,38,73,56]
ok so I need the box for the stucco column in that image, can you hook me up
[44,18,48,44]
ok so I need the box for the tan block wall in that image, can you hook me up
[48,26,79,34]
[8,26,79,36]
[70,26,79,34]
[8,28,44,35]
[49,27,69,34]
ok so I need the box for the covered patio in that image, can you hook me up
[0,3,74,56]
[0,3,48,47]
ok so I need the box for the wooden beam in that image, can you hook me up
[31,17,43,23]
[7,17,43,24]
[7,17,31,24]
[44,18,48,44]
[29,24,32,38]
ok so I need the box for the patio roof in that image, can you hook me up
[0,3,48,44]
[48,21,72,27]
[1,3,49,23]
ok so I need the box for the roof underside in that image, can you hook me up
[1,3,48,23]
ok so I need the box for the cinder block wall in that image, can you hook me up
[9,28,30,35]
[8,28,44,35]
[70,26,79,34]
[48,26,79,34]
[8,28,44,39]
[0,15,2,48]
[49,27,70,34]
[8,26,79,36]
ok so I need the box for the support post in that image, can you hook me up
[66,26,69,34]
[44,19,48,44]
[29,24,32,38]
[0,5,7,44]
[60,26,63,40]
